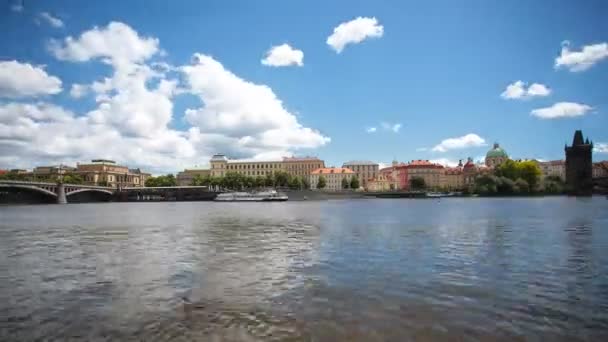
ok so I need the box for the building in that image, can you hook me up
[539,160,565,181]
[443,167,465,190]
[342,161,379,189]
[74,159,150,188]
[405,160,445,190]
[309,167,354,191]
[565,130,593,196]
[282,157,326,178]
[485,143,508,168]
[367,171,392,191]
[176,168,211,186]
[31,165,77,181]
[209,154,324,178]
[593,161,608,179]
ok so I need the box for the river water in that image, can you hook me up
[1,198,607,341]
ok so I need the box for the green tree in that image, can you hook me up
[301,177,310,189]
[145,174,177,187]
[289,176,302,190]
[264,173,275,187]
[317,176,326,189]
[410,176,426,190]
[350,176,360,189]
[341,177,350,189]
[255,176,266,188]
[62,174,84,184]
[517,160,541,191]
[514,178,530,193]
[274,171,290,187]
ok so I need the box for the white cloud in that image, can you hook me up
[326,17,384,53]
[48,21,159,68]
[1,22,330,173]
[500,81,550,100]
[182,53,329,151]
[380,122,401,133]
[593,143,608,153]
[432,133,486,152]
[261,44,303,67]
[429,158,459,167]
[0,60,62,98]
[366,127,377,133]
[530,102,592,119]
[69,84,88,98]
[555,41,608,72]
[39,12,64,28]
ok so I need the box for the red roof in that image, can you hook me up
[406,160,444,169]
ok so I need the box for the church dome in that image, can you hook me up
[486,143,508,159]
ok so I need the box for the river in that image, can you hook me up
[1,197,607,341]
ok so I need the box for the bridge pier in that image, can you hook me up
[56,183,67,204]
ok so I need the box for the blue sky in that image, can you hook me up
[1,0,607,172]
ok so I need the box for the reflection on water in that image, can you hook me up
[1,198,607,341]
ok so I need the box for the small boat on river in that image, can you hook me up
[214,190,288,202]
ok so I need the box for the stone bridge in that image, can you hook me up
[0,180,114,204]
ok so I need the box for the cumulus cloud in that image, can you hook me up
[0,60,62,98]
[530,102,592,119]
[69,84,88,98]
[2,22,330,172]
[48,21,159,68]
[555,41,608,72]
[326,17,384,53]
[39,12,64,28]
[261,44,303,67]
[432,133,486,152]
[593,143,608,153]
[366,127,377,133]
[182,53,329,149]
[501,81,550,100]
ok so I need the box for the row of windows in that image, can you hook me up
[227,164,280,170]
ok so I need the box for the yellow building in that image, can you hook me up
[342,161,379,189]
[367,172,392,191]
[209,154,324,178]
[31,165,77,181]
[309,167,354,191]
[442,167,465,190]
[406,160,445,190]
[283,157,325,177]
[176,168,211,186]
[75,159,150,188]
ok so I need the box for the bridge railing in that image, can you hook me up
[0,180,114,189]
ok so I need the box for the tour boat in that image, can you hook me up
[214,190,288,202]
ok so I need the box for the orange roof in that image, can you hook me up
[311,167,354,175]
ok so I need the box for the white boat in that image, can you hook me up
[214,190,288,202]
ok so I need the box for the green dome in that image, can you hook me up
[486,143,508,158]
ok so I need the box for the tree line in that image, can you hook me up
[473,159,563,195]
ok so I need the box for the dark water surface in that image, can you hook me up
[1,198,608,341]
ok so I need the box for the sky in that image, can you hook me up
[1,0,607,174]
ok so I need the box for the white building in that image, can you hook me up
[539,160,565,180]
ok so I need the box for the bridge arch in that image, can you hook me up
[66,188,114,197]
[0,184,57,198]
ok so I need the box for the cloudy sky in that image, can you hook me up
[1,0,607,173]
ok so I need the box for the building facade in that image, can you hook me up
[539,160,565,181]
[31,165,77,181]
[565,130,593,196]
[443,167,465,190]
[309,167,354,191]
[176,168,211,186]
[593,161,608,179]
[405,160,445,190]
[209,154,324,178]
[485,143,508,168]
[342,161,379,189]
[282,157,326,178]
[74,159,150,188]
